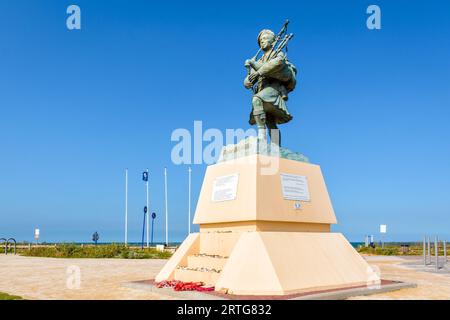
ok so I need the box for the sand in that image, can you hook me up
[1,254,449,300]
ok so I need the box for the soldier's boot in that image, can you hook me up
[254,114,267,141]
[266,116,281,147]
[252,97,267,143]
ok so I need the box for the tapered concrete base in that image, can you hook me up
[155,231,378,295]
[215,231,375,295]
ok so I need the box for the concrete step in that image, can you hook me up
[199,232,241,257]
[174,268,221,286]
[187,255,228,271]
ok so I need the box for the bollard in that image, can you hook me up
[423,237,427,266]
[428,236,431,263]
[435,236,439,271]
[444,240,447,264]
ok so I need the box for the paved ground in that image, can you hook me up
[0,255,178,300]
[1,254,449,299]
[349,255,450,300]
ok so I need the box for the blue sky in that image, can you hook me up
[1,0,449,243]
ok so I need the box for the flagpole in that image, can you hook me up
[146,168,149,248]
[164,167,168,246]
[188,166,192,234]
[125,168,128,246]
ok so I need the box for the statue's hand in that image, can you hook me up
[248,71,260,83]
[244,81,253,89]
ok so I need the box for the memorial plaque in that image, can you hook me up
[211,173,239,202]
[280,173,310,201]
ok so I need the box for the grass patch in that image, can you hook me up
[19,243,172,259]
[356,244,443,256]
[357,246,399,255]
[0,292,23,300]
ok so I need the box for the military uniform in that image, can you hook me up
[244,51,296,126]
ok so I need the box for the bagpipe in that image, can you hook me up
[246,20,297,94]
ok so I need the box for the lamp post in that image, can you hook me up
[151,212,156,246]
[143,170,149,248]
[125,168,128,246]
[164,167,168,247]
[141,206,147,249]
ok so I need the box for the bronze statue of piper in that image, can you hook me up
[244,20,297,147]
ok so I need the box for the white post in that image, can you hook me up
[164,167,169,246]
[188,166,192,235]
[423,236,426,266]
[125,168,128,246]
[444,240,447,263]
[435,236,439,271]
[146,168,149,248]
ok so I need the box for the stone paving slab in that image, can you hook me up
[123,279,416,300]
[0,255,178,300]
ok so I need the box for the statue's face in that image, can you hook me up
[259,33,275,51]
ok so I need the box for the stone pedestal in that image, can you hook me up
[155,152,377,295]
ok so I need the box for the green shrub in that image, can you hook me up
[357,244,430,256]
[0,292,23,300]
[19,244,172,259]
[374,247,397,255]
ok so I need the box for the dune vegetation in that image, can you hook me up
[19,243,172,259]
